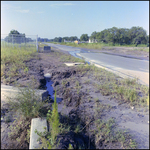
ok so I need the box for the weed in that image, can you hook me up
[94,98,99,102]
[4,114,11,123]
[24,67,29,74]
[84,79,90,84]
[25,125,31,143]
[122,77,137,86]
[36,91,61,149]
[75,80,82,92]
[74,124,81,133]
[116,130,137,149]
[8,84,45,120]
[1,46,37,81]
[50,91,60,142]
[68,143,74,149]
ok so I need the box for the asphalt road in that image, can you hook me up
[45,43,149,86]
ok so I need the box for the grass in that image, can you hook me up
[6,79,48,147]
[1,45,37,80]
[8,82,46,120]
[76,63,149,107]
[94,101,137,149]
[49,42,149,52]
[59,53,85,63]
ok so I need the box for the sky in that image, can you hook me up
[1,1,149,39]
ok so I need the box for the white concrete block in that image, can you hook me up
[64,62,85,66]
[29,118,47,149]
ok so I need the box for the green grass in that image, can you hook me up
[49,42,149,52]
[94,101,137,149]
[133,47,149,52]
[38,42,49,47]
[6,79,48,146]
[8,84,45,120]
[1,45,37,79]
[53,50,85,63]
[76,63,149,107]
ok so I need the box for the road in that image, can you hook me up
[45,43,149,86]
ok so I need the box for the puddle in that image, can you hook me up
[69,50,81,58]
[44,75,62,103]
[69,50,90,65]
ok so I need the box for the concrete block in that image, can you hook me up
[64,62,85,66]
[29,118,47,149]
[44,73,51,78]
[1,84,47,102]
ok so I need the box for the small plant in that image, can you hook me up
[68,143,74,149]
[74,124,81,133]
[24,67,29,73]
[84,79,90,84]
[50,91,60,142]
[122,77,137,86]
[8,85,45,120]
[35,91,61,149]
[4,114,11,123]
[94,98,99,102]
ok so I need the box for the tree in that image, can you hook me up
[70,36,78,41]
[128,27,147,46]
[90,31,97,40]
[5,29,26,44]
[80,34,89,41]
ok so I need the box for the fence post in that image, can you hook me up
[12,34,14,48]
[36,35,38,52]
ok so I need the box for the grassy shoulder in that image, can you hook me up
[48,42,149,52]
[1,46,37,78]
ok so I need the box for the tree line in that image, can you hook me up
[51,26,149,46]
[90,26,149,46]
[5,26,149,46]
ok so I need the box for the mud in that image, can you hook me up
[1,47,149,149]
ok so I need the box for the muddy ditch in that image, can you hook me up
[1,49,149,149]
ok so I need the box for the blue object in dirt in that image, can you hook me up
[44,46,51,51]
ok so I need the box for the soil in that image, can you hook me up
[83,46,149,61]
[1,47,149,149]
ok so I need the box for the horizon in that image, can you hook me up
[1,1,149,39]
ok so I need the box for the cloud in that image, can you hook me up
[63,3,75,6]
[1,3,21,10]
[15,9,29,13]
[2,3,29,13]
[49,2,75,7]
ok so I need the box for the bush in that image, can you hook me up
[8,86,45,120]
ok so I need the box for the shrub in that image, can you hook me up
[8,86,45,120]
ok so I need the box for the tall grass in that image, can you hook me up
[8,84,45,120]
[1,45,37,78]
